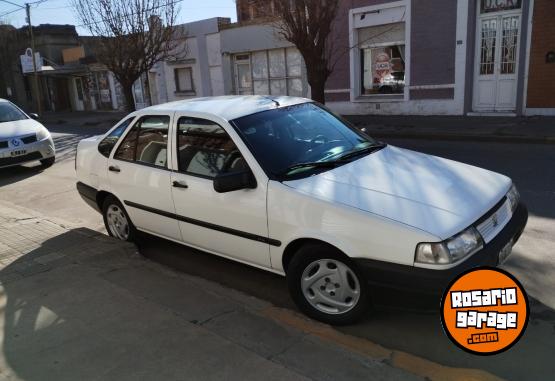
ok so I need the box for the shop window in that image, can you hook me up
[358,23,406,96]
[175,67,194,93]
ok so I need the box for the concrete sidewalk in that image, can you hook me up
[344,115,555,144]
[0,200,502,381]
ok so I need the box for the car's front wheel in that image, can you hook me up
[102,196,137,242]
[40,156,55,168]
[287,243,369,325]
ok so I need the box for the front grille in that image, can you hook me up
[0,134,37,148]
[0,151,42,167]
[21,135,37,144]
[475,199,512,244]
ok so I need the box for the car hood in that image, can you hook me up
[283,145,511,240]
[0,119,44,139]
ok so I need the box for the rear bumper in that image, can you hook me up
[77,182,100,212]
[354,202,528,296]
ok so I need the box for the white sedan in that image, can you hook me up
[0,98,56,169]
[75,96,528,325]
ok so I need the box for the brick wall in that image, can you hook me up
[526,0,555,108]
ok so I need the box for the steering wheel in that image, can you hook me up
[222,150,244,173]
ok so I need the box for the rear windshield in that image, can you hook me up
[0,102,28,123]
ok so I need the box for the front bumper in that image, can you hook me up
[0,138,55,169]
[354,202,528,296]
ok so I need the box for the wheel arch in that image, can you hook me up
[282,238,350,273]
[96,190,113,211]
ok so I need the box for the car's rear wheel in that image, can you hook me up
[287,243,369,325]
[102,196,137,242]
[40,156,55,168]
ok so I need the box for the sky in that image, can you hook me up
[0,0,237,35]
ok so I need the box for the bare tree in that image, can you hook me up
[273,0,340,104]
[71,0,185,111]
[0,23,28,101]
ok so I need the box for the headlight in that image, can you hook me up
[415,227,483,265]
[506,184,520,213]
[36,126,50,141]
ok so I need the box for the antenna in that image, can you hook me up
[264,96,280,107]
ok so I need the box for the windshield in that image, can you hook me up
[232,103,378,179]
[0,102,28,123]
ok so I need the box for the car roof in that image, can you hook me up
[0,98,9,103]
[139,95,311,121]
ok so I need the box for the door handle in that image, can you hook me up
[109,165,121,173]
[172,180,188,189]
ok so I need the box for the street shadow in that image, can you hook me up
[0,163,45,187]
[51,134,90,163]
[1,228,554,380]
[135,231,555,381]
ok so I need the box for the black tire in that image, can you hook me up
[101,195,138,242]
[40,156,55,168]
[286,243,370,325]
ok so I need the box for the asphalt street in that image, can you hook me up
[0,123,554,380]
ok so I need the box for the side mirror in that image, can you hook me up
[29,113,40,120]
[213,170,257,193]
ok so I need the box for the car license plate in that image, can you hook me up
[10,150,26,157]
[498,239,514,264]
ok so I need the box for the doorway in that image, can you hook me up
[473,6,522,112]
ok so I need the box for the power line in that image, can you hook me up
[0,7,24,17]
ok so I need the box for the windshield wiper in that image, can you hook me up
[280,143,387,177]
[281,161,342,175]
[334,143,387,162]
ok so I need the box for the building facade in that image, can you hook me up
[322,0,545,116]
[524,0,555,115]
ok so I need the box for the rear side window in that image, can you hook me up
[98,117,135,158]
[177,117,247,179]
[114,115,170,168]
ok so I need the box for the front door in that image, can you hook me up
[473,12,521,112]
[169,115,271,268]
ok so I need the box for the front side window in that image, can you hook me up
[0,102,27,123]
[359,23,406,96]
[232,103,379,179]
[98,117,135,158]
[114,115,169,168]
[177,117,247,179]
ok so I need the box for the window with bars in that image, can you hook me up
[480,19,497,75]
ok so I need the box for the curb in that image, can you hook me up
[259,307,504,381]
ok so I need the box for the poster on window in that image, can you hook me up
[481,0,521,14]
[362,46,405,95]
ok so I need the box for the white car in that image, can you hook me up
[0,98,56,169]
[76,96,528,325]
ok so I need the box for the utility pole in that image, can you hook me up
[26,3,41,115]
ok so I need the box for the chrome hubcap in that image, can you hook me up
[106,204,129,240]
[301,259,361,315]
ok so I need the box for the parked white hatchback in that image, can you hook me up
[76,96,527,324]
[0,98,56,169]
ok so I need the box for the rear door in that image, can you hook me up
[169,115,272,268]
[108,113,181,241]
